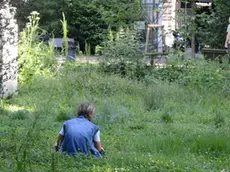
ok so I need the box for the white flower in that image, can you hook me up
[30,11,39,15]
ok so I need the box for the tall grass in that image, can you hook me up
[18,11,55,84]
[60,12,68,58]
[1,61,230,171]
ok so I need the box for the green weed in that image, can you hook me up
[143,83,168,111]
[191,134,230,156]
[161,111,173,124]
[1,52,230,171]
[60,12,68,58]
[214,110,225,128]
[56,110,72,122]
[12,110,29,120]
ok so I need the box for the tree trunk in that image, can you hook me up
[0,0,18,99]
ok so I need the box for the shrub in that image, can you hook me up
[100,28,147,80]
[151,55,228,92]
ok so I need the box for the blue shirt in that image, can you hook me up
[61,115,102,158]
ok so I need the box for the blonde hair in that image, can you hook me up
[77,102,95,116]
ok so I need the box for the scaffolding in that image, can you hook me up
[145,24,168,65]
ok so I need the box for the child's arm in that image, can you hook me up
[55,134,64,151]
[93,130,104,154]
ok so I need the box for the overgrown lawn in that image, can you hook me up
[1,61,230,171]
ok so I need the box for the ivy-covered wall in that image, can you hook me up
[0,0,18,99]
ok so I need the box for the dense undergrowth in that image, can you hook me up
[1,57,230,171]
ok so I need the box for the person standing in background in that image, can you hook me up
[224,17,230,49]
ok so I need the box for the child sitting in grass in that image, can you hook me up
[55,102,104,158]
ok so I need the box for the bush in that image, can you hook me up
[151,55,228,91]
[197,0,230,48]
[100,28,147,80]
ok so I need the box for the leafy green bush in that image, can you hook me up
[151,55,228,91]
[100,28,148,80]
[102,28,142,61]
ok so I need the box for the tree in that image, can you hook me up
[92,0,142,30]
[197,0,230,48]
[15,0,142,53]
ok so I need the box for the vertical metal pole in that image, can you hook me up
[162,26,165,52]
[191,0,196,58]
[145,26,150,54]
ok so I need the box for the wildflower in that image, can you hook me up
[30,11,39,15]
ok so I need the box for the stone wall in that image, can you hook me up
[0,0,18,99]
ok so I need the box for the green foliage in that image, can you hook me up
[196,0,230,48]
[56,108,72,122]
[60,13,68,57]
[100,28,147,80]
[92,0,142,29]
[161,111,173,124]
[214,110,225,128]
[18,11,55,83]
[143,83,167,111]
[15,0,142,54]
[102,28,143,61]
[12,110,29,120]
[95,45,103,56]
[151,55,228,91]
[85,41,91,56]
[56,63,143,98]
[2,53,230,171]
[191,134,230,156]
